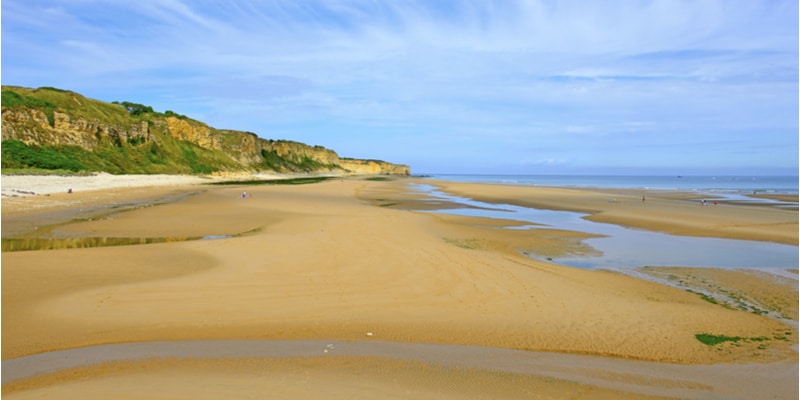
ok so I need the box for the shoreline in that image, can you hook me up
[2,175,797,399]
[417,179,798,245]
[419,174,800,195]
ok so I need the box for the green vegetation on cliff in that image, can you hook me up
[1,86,408,175]
[1,139,85,172]
[2,90,58,127]
[3,86,141,130]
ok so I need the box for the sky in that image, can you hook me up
[2,1,798,175]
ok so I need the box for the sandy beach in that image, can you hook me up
[2,175,797,399]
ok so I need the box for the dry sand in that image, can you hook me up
[2,175,797,399]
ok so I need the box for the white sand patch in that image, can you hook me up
[0,172,300,197]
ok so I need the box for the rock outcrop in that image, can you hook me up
[339,159,410,175]
[165,117,218,150]
[265,140,340,167]
[2,108,151,150]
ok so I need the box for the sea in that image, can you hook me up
[419,174,799,195]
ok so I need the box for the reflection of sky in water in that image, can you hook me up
[411,184,798,270]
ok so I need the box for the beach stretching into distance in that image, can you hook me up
[2,174,797,399]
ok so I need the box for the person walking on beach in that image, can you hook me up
[242,191,247,199]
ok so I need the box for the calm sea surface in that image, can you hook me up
[422,174,799,194]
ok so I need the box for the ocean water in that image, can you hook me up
[422,174,799,195]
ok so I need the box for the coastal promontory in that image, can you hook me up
[1,86,410,176]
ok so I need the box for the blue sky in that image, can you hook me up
[2,1,798,174]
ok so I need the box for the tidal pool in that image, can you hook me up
[1,190,242,252]
[1,235,234,252]
[411,184,798,270]
[3,339,796,400]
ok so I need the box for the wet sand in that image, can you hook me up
[4,340,797,399]
[425,180,798,245]
[2,176,798,399]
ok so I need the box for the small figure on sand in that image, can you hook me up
[67,188,72,194]
[242,191,247,199]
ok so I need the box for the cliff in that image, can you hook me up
[339,159,411,175]
[1,86,409,176]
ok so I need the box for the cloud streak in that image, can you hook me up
[2,0,797,173]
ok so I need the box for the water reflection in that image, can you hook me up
[1,235,235,252]
[411,184,799,270]
[1,190,247,252]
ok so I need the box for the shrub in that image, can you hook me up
[37,86,69,93]
[1,140,85,171]
[164,110,187,119]
[178,142,218,174]
[261,149,291,171]
[127,136,146,146]
[114,101,154,116]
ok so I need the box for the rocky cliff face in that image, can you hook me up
[1,86,410,176]
[339,159,410,175]
[165,117,218,150]
[2,108,151,150]
[264,140,340,166]
[221,130,264,166]
[163,118,264,167]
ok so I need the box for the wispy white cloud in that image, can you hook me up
[2,0,797,173]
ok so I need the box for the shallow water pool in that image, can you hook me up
[411,184,798,270]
